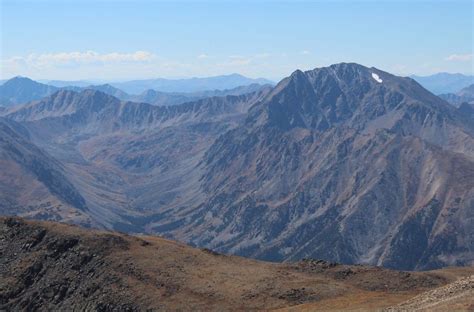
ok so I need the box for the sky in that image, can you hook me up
[0,0,472,81]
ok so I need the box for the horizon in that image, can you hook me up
[1,0,472,81]
[1,72,275,83]
[2,64,473,84]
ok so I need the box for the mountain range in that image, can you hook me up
[0,63,473,271]
[0,76,271,108]
[438,84,474,107]
[109,73,273,94]
[0,74,274,94]
[38,74,274,94]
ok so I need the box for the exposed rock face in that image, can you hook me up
[1,63,473,271]
[159,63,474,270]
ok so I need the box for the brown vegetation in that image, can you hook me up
[1,217,472,311]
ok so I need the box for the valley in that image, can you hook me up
[0,63,473,272]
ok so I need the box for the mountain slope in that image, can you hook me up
[154,63,474,270]
[0,118,91,224]
[2,63,473,271]
[3,88,270,230]
[3,217,473,311]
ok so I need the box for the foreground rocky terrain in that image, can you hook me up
[1,217,473,311]
[384,274,474,311]
[0,63,473,270]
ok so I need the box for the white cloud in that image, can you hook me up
[4,50,156,69]
[0,50,295,80]
[445,53,473,62]
[301,50,311,55]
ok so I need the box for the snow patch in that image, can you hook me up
[372,73,383,83]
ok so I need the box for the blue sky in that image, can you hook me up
[1,0,472,81]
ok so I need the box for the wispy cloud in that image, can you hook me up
[197,54,209,59]
[301,50,311,55]
[220,55,252,66]
[3,50,156,68]
[445,53,473,62]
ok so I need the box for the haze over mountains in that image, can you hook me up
[3,72,472,108]
[411,73,474,95]
[0,63,473,272]
[110,73,273,94]
[34,74,273,94]
[439,84,474,107]
[0,76,272,108]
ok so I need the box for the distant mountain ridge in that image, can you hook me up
[0,76,271,107]
[110,73,274,94]
[42,79,95,88]
[438,84,474,107]
[0,77,59,107]
[411,73,474,94]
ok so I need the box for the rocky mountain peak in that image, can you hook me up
[0,77,59,107]
[249,63,458,133]
[4,76,37,86]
